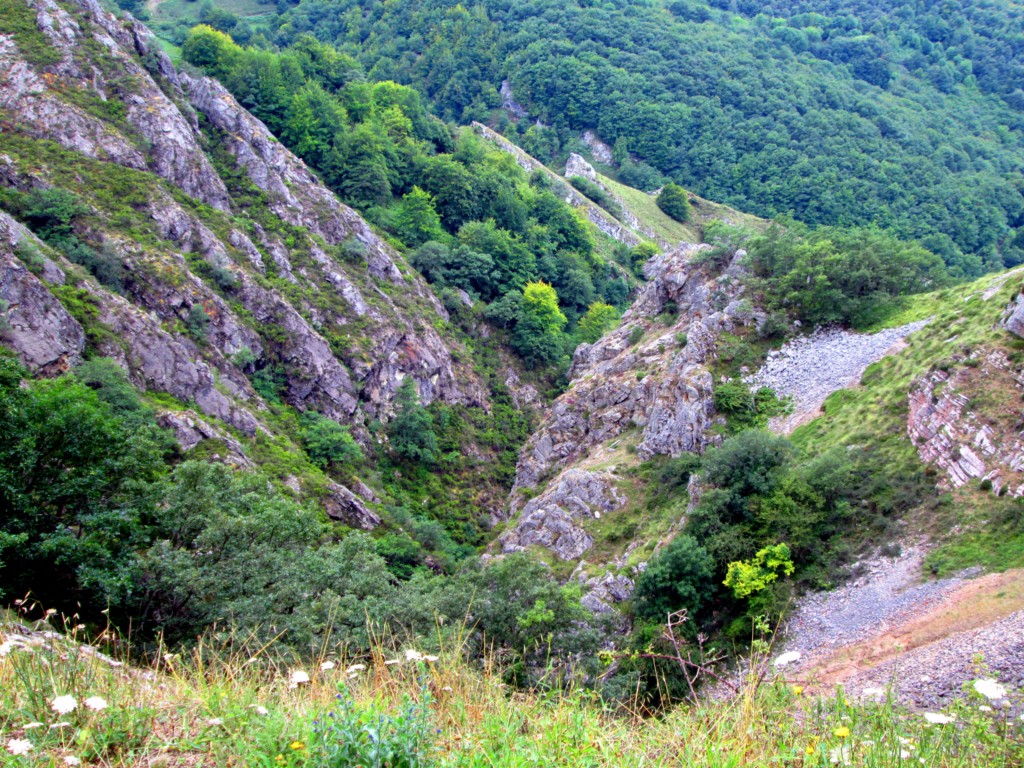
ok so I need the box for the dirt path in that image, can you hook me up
[780,556,1024,707]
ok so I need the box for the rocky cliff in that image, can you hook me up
[0,0,490,524]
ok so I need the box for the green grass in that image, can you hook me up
[146,0,277,24]
[2,608,1022,767]
[0,0,62,67]
[791,268,1024,567]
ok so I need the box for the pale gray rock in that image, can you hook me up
[1001,292,1024,338]
[565,153,599,183]
[580,570,635,614]
[500,469,626,560]
[582,130,614,165]
[157,409,254,468]
[323,481,382,530]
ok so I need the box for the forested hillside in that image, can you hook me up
[252,0,1024,277]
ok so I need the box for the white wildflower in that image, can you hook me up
[900,750,911,759]
[384,659,400,666]
[51,695,77,715]
[973,678,1008,701]
[320,661,336,671]
[249,705,269,716]
[49,722,71,730]
[424,655,439,663]
[923,712,955,725]
[404,649,424,662]
[207,718,224,726]
[22,723,44,730]
[345,664,366,674]
[289,670,310,687]
[64,757,82,766]
[979,705,993,713]
[84,696,108,711]
[773,651,801,667]
[6,738,33,756]
[828,745,852,765]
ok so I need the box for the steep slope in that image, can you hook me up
[0,0,487,524]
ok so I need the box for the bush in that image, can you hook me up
[299,412,363,469]
[633,534,715,623]
[656,183,692,223]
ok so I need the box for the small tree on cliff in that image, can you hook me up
[387,379,438,465]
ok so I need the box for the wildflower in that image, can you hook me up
[275,755,285,763]
[405,649,424,662]
[0,638,27,657]
[899,750,911,759]
[49,722,71,730]
[249,705,269,716]
[973,678,1007,701]
[6,738,32,756]
[923,712,955,725]
[424,655,439,663]
[979,705,993,713]
[829,745,852,766]
[51,695,77,715]
[792,685,804,696]
[64,757,82,766]
[345,664,366,674]
[805,745,815,755]
[84,696,108,712]
[833,726,850,738]
[320,661,336,671]
[384,659,400,666]
[289,670,310,688]
[208,718,224,726]
[773,651,801,667]
[289,741,305,750]
[22,723,44,730]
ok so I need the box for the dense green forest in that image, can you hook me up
[206,0,1024,278]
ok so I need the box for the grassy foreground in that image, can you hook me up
[2,608,1023,767]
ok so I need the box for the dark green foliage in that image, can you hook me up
[270,0,1024,271]
[18,188,89,240]
[713,381,790,431]
[251,364,287,403]
[656,184,692,223]
[748,222,952,329]
[298,411,363,469]
[387,379,438,464]
[633,535,715,623]
[185,304,211,344]
[0,353,168,615]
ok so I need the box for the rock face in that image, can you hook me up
[1001,293,1024,337]
[908,349,1024,496]
[0,0,486,431]
[511,245,749,500]
[500,469,625,560]
[0,217,85,375]
[157,410,254,469]
[565,153,599,183]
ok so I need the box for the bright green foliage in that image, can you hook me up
[629,242,659,276]
[298,412,363,469]
[633,534,715,623]
[576,302,619,344]
[511,281,567,369]
[387,379,438,465]
[656,184,692,223]
[723,543,795,599]
[392,187,445,247]
[713,381,790,432]
[748,222,952,329]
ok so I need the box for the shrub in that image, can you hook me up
[633,534,715,623]
[656,183,692,223]
[299,412,363,469]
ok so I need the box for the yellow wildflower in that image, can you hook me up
[289,741,305,751]
[792,685,804,696]
[834,726,851,739]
